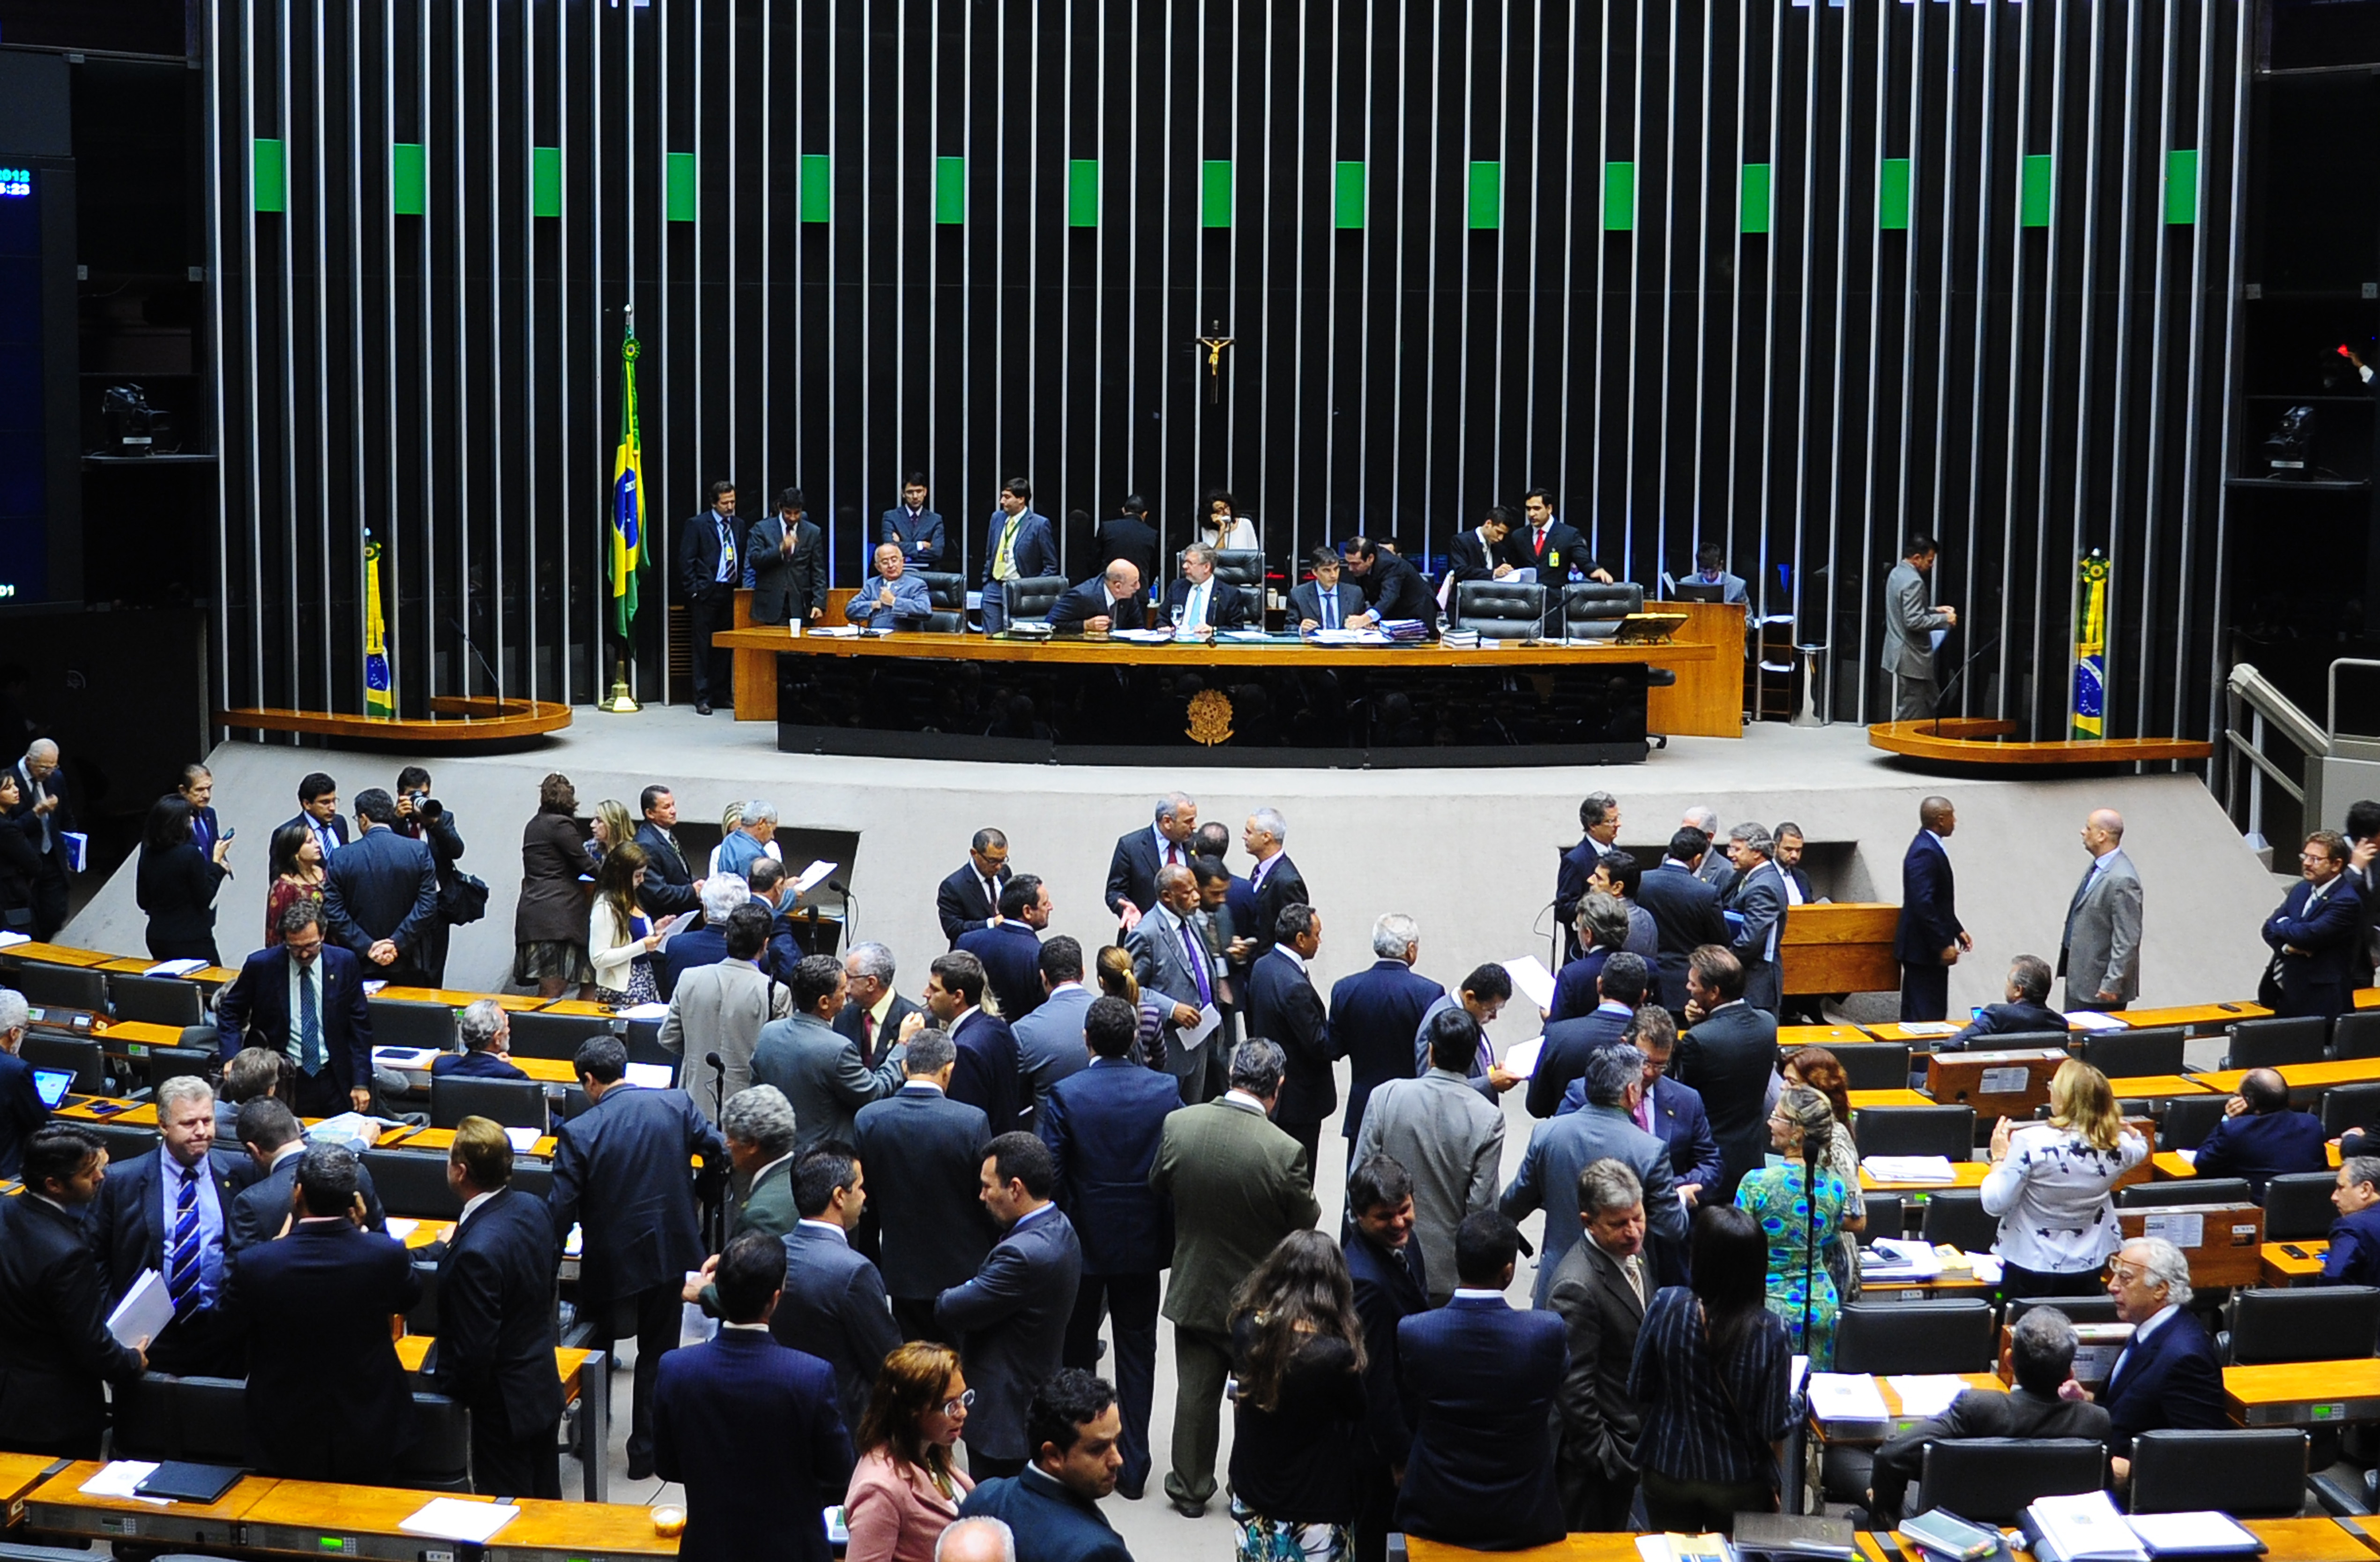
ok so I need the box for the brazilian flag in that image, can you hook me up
[611,328,646,638]
[364,534,393,718]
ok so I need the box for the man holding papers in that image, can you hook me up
[0,1125,147,1456]
[1127,866,1225,1104]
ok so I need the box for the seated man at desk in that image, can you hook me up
[1160,543,1252,637]
[2193,1067,2329,1198]
[1865,1305,2110,1527]
[2322,1156,2380,1286]
[1679,543,1749,605]
[2064,1236,2227,1486]
[1936,954,2070,1052]
[1290,546,1372,633]
[433,997,529,1080]
[1047,560,1146,634]
[846,541,933,631]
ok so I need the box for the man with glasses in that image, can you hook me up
[214,901,375,1117]
[2057,1238,2226,1487]
[2263,830,2364,1021]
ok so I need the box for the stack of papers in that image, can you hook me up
[1863,1238,1944,1279]
[1863,1155,1960,1183]
[398,1499,520,1543]
[1895,1020,1961,1038]
[79,1461,169,1505]
[1111,628,1176,643]
[1440,629,1481,650]
[1501,955,1559,1014]
[1806,1372,1890,1424]
[105,1270,173,1349]
[1886,1374,1970,1418]
[2061,1009,2130,1032]
[371,1046,445,1070]
[2026,1492,2149,1562]
[615,1001,670,1021]
[1304,628,1366,645]
[503,1127,542,1152]
[306,1112,390,1151]
[142,958,207,978]
[1219,628,1271,642]
[1377,619,1431,641]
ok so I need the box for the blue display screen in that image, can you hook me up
[0,168,29,199]
[0,167,48,602]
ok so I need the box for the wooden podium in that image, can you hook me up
[2118,1202,2266,1289]
[1781,903,1901,995]
[1923,1048,2069,1120]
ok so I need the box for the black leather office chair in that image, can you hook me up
[2332,1013,2380,1061]
[1559,581,1644,639]
[1863,1192,1906,1242]
[2225,1286,2380,1364]
[1850,1105,1975,1159]
[110,1373,251,1464]
[4,963,108,1010]
[1832,1044,1912,1091]
[108,974,206,1028]
[22,1033,105,1093]
[2005,1294,2121,1325]
[2323,1082,2380,1137]
[2127,1429,2308,1517]
[1213,550,1266,590]
[406,1258,441,1335]
[395,1393,473,1492]
[2079,1026,2186,1078]
[916,570,968,634]
[1918,1189,2000,1254]
[1964,1030,2074,1053]
[2119,1178,2251,1209]
[511,1161,556,1204]
[1915,1438,2107,1523]
[84,1120,162,1163]
[2225,1015,2330,1070]
[2161,1093,2227,1150]
[1002,575,1069,624]
[1834,1299,1995,1373]
[141,1044,216,1095]
[2263,1172,2342,1241]
[430,1075,550,1132]
[1450,580,1550,639]
[369,999,461,1053]
[506,1010,616,1061]
[363,1148,466,1220]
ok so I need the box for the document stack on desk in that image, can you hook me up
[2021,1492,2149,1562]
[1864,1156,1960,1183]
[1806,1371,1891,1439]
[1861,1238,1943,1281]
[1377,619,1431,642]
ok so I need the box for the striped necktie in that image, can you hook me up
[167,1165,203,1315]
[298,962,323,1073]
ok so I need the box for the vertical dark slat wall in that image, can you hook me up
[206,0,2242,742]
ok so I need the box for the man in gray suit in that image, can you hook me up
[1011,937,1097,1109]
[2061,807,2143,1011]
[937,1132,1083,1481]
[1350,1008,1505,1305]
[752,953,904,1151]
[1548,1158,1652,1531]
[1723,824,1789,1015]
[659,904,790,1121]
[1126,865,1222,1103]
[1500,1043,1684,1306]
[1882,534,1958,721]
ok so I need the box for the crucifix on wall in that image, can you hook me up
[1194,319,1234,404]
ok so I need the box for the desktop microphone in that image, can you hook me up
[705,1052,726,1117]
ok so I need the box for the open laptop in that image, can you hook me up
[32,1067,76,1109]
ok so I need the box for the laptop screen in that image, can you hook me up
[32,1068,75,1108]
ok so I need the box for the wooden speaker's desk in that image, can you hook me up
[24,1463,281,1551]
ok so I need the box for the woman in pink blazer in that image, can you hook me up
[844,1342,976,1562]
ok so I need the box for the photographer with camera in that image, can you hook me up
[393,765,478,988]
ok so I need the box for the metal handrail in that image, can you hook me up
[2224,663,2323,835]
[2329,659,2380,744]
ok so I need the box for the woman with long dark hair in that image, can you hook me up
[1226,1229,1369,1562]
[515,772,596,1000]
[263,820,325,948]
[1628,1204,1797,1533]
[0,773,42,937]
[588,842,676,1005]
[136,793,231,963]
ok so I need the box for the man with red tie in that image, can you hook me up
[1519,488,1614,583]
[1104,792,1199,933]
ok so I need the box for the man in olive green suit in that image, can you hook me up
[720,1086,800,1241]
[1148,1039,1321,1517]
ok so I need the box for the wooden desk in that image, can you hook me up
[0,1451,64,1507]
[23,1462,279,1550]
[235,1479,679,1562]
[2360,987,2380,1012]
[95,956,238,983]
[93,1019,192,1050]
[393,1336,593,1397]
[2264,1238,2331,1285]
[56,1099,158,1127]
[1405,1537,1644,1562]
[2119,1203,2265,1288]
[376,1051,578,1086]
[1855,1519,2379,1562]
[1850,1089,1934,1109]
[1865,1023,1962,1046]
[1810,1370,2006,1444]
[1778,1025,1883,1050]
[2226,1359,2380,1426]
[2153,1151,2198,1180]
[0,942,116,967]
[376,987,546,1012]
[2119,1001,2271,1033]
[1861,1161,1992,1192]
[1781,904,1902,997]
[2196,1060,2380,1096]
[403,1127,559,1159]
[1924,1049,2068,1120]
[2105,1074,2217,1101]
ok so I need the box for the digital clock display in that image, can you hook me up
[0,168,29,199]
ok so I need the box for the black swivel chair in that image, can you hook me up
[1832,1044,1913,1092]
[916,571,967,634]
[2119,1178,2252,1209]
[2160,1094,2228,1150]
[369,1000,462,1054]
[2127,1429,2308,1518]
[140,1044,217,1095]
[429,1075,551,1132]
[1850,1105,1976,1160]
[1001,575,1070,625]
[2332,1012,2380,1061]
[2005,1294,2122,1325]
[362,1148,466,1220]
[1212,550,1267,591]
[2079,1026,2186,1078]
[2263,1172,2344,1241]
[1834,1299,1996,1373]
[1559,581,1645,639]
[1863,1192,1906,1242]
[2323,1082,2380,1138]
[394,1394,474,1493]
[109,1373,252,1464]
[4,963,109,1011]
[22,1033,105,1093]
[405,1258,441,1335]
[505,1010,617,1061]
[108,974,207,1028]
[2224,1286,2380,1364]
[83,1120,161,1163]
[1449,580,1551,639]
[2224,1016,2330,1070]
[1918,1188,2000,1254]
[1915,1439,2108,1523]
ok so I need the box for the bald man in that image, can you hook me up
[2059,808,2141,1011]
[1048,561,1146,635]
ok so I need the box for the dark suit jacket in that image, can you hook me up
[1332,960,1447,1144]
[730,1156,798,1241]
[654,1330,855,1562]
[1037,1059,1179,1275]
[0,1048,49,1180]
[854,1084,995,1299]
[1555,838,1610,964]
[1104,828,1176,919]
[2100,1307,2229,1457]
[230,1218,422,1479]
[280,810,352,853]
[1289,579,1368,628]
[1250,854,1310,961]
[2192,1108,2331,1198]
[1561,1076,1728,1205]
[1247,949,1336,1128]
[1526,1004,1635,1121]
[1093,516,1160,588]
[1516,520,1597,577]
[1345,1229,1430,1470]
[0,1193,145,1455]
[188,802,222,857]
[1047,579,1147,631]
[213,943,375,1101]
[633,822,703,918]
[949,1007,1023,1135]
[1673,1001,1780,1201]
[660,926,731,999]
[85,1147,239,1319]
[1727,860,1789,1010]
[1446,528,1518,584]
[959,1465,1133,1562]
[1395,1295,1568,1550]
[548,1084,726,1304]
[936,1206,1084,1462]
[1869,1387,2112,1523]
[1547,1235,1646,1504]
[431,1186,564,1439]
[432,1049,529,1080]
[835,993,923,1068]
[2265,877,2365,1020]
[2325,1205,2380,1286]
[937,861,1012,945]
[981,508,1059,585]
[1895,830,1965,964]
[770,1220,901,1432]
[1636,863,1730,1010]
[746,514,828,624]
[1358,549,1437,624]
[1159,575,1253,631]
[321,823,440,961]
[226,1150,388,1254]
[956,922,1046,1024]
[137,842,228,952]
[1547,949,1612,1024]
[880,505,947,568]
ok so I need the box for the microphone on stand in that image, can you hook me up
[704,1052,726,1121]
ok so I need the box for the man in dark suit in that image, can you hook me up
[1673,946,1781,1203]
[1105,792,1199,931]
[752,953,905,1151]
[5,740,73,940]
[1047,561,1147,633]
[225,1099,388,1252]
[0,1125,148,1457]
[0,993,50,1179]
[1894,795,1971,1022]
[938,1132,1085,1480]
[1940,955,2073,1051]
[433,996,532,1080]
[1013,938,1097,1107]
[1723,825,1790,1014]
[1528,952,1650,1120]
[1518,488,1612,582]
[1344,1156,1429,1562]
[1094,494,1160,588]
[881,472,947,568]
[1549,1158,1651,1530]
[430,1115,565,1496]
[981,478,1059,635]
[2265,829,2365,1021]
[2194,1067,2331,1197]
[1503,1043,1684,1306]
[1340,535,1436,624]
[2325,1157,2380,1285]
[2091,1238,2229,1485]
[937,828,1012,945]
[1290,546,1371,632]
[1866,1305,2111,1525]
[214,900,376,1116]
[633,785,705,918]
[1246,903,1335,1171]
[757,1144,900,1431]
[283,770,350,861]
[1554,792,1624,964]
[549,1035,729,1481]
[926,949,1023,1133]
[1243,808,1308,966]
[655,1232,855,1562]
[1634,834,1731,1012]
[231,1143,422,1480]
[855,1030,995,1342]
[957,874,1051,1023]
[1037,996,1179,1500]
[86,1075,240,1376]
[957,1370,1134,1562]
[320,788,440,988]
[679,478,745,713]
[1332,912,1447,1150]
[1159,542,1252,634]
[745,486,828,627]
[1447,505,1524,583]
[1151,1039,1321,1517]
[1395,1211,1567,1551]
[836,942,922,1068]
[390,765,465,987]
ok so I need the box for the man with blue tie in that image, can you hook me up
[214,902,376,1116]
[1723,824,1789,1015]
[2077,1237,2227,1487]
[1291,546,1372,633]
[85,1075,239,1376]
[678,479,743,715]
[1161,542,1252,637]
[1893,795,1970,1022]
[283,772,349,859]
[981,478,1058,634]
[1125,866,1222,1103]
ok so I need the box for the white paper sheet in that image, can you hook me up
[1502,955,1559,1013]
[384,1217,419,1242]
[79,1461,168,1504]
[504,1127,542,1152]
[2062,1009,2130,1032]
[1806,1372,1890,1422]
[1894,1021,1960,1038]
[1886,1374,1970,1419]
[791,859,839,897]
[2029,1491,2147,1562]
[0,930,28,948]
[1504,1039,1544,1080]
[1862,1155,1959,1182]
[105,1269,173,1351]
[2123,1513,2262,1555]
[398,1498,521,1543]
[1183,1004,1223,1048]
[680,1270,720,1349]
[616,1001,670,1021]
[624,1062,674,1090]
[142,958,206,978]
[371,1047,444,1070]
